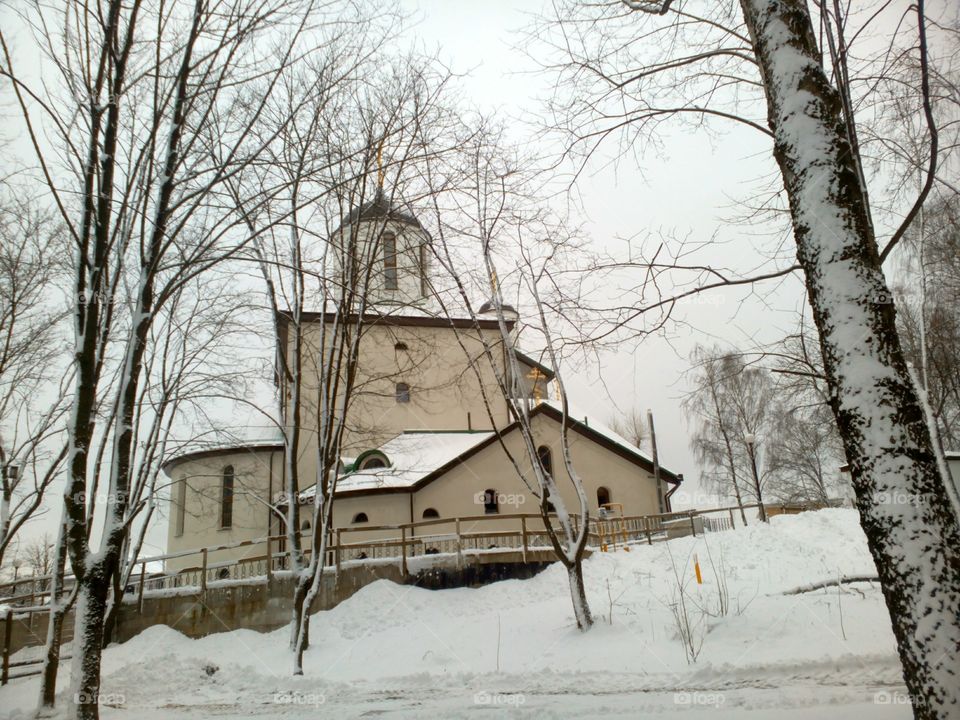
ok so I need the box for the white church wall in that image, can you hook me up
[165,448,280,573]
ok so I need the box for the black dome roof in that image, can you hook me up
[478,300,516,315]
[336,189,422,233]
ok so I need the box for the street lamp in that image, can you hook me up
[744,433,768,523]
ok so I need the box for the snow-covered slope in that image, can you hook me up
[1,509,913,719]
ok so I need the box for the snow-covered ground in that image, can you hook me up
[1,509,914,718]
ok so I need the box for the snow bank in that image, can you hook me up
[0,510,911,719]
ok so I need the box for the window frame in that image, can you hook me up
[537,445,553,478]
[383,231,398,290]
[174,474,187,537]
[597,486,611,508]
[483,488,499,515]
[220,465,235,529]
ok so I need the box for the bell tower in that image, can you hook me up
[334,189,431,309]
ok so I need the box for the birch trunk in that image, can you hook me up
[740,2,960,717]
[68,575,110,720]
[38,519,71,713]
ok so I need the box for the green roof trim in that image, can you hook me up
[348,449,391,473]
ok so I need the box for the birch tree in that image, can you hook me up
[231,57,464,673]
[423,126,595,629]
[540,1,960,715]
[0,1,336,716]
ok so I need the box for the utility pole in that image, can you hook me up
[647,409,664,513]
[744,433,767,523]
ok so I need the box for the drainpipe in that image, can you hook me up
[408,492,414,537]
[664,473,683,513]
[268,451,274,538]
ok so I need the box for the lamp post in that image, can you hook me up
[744,433,768,523]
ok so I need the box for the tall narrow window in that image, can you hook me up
[395,382,410,403]
[383,232,398,290]
[537,446,553,478]
[221,465,234,529]
[175,475,186,537]
[537,447,555,512]
[597,486,611,508]
[483,489,499,514]
[419,243,429,297]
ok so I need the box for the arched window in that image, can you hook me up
[301,520,311,532]
[395,382,410,403]
[483,489,499,515]
[394,341,409,352]
[352,512,369,524]
[382,232,398,290]
[537,446,553,477]
[422,508,439,519]
[358,451,389,470]
[597,486,611,508]
[220,465,234,529]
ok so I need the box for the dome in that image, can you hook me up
[335,188,423,235]
[478,299,517,316]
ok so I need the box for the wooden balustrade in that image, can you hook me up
[0,502,796,610]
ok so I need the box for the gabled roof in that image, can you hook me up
[296,431,495,498]
[515,349,555,381]
[320,402,680,498]
[534,401,680,483]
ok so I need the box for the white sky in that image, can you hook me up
[399,0,811,505]
[2,0,944,561]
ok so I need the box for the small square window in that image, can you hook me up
[395,382,410,403]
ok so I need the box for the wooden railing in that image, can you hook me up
[0,502,811,611]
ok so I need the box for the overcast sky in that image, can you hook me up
[3,1,946,560]
[398,0,814,506]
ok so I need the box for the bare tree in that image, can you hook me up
[0,1,335,716]
[896,195,960,449]
[683,348,751,524]
[0,192,71,570]
[538,1,960,715]
[271,62,464,674]
[424,124,595,630]
[609,408,648,450]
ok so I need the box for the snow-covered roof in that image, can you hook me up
[161,435,284,473]
[302,431,496,496]
[535,399,657,463]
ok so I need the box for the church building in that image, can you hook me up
[163,192,682,569]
